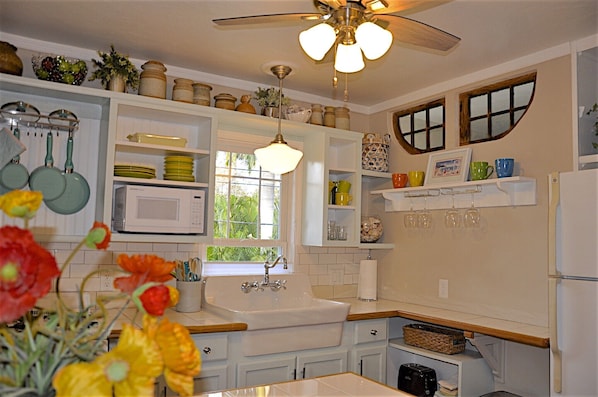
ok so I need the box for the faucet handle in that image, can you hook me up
[241,282,252,293]
[252,281,264,292]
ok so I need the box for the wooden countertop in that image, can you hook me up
[108,299,549,348]
[337,298,550,348]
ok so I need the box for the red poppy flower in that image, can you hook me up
[0,226,60,323]
[85,221,111,250]
[135,283,171,316]
[114,254,175,294]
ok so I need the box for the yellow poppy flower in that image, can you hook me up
[144,315,201,396]
[53,324,163,397]
[0,190,43,218]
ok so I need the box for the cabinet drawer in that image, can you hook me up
[354,319,387,344]
[193,334,228,362]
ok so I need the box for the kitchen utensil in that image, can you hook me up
[44,134,90,214]
[0,127,29,190]
[28,131,66,200]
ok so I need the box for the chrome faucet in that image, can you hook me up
[240,256,288,293]
[263,255,287,285]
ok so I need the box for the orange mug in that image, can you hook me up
[392,173,408,188]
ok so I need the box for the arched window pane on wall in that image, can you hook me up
[460,72,537,145]
[393,98,446,154]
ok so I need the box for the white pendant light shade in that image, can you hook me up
[334,43,365,73]
[355,21,393,60]
[299,23,336,61]
[255,143,303,174]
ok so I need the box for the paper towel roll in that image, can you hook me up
[357,259,377,301]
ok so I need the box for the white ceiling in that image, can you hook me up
[1,0,596,108]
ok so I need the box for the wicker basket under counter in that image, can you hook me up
[403,323,466,355]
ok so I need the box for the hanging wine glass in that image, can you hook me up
[404,198,417,228]
[418,197,432,229]
[444,194,462,228]
[464,193,481,228]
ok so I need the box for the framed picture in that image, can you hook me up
[424,148,472,185]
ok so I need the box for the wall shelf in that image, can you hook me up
[371,176,537,212]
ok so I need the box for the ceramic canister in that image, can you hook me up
[139,60,167,99]
[335,106,350,130]
[0,41,23,76]
[172,78,194,103]
[192,82,212,106]
[214,93,237,110]
[310,104,323,125]
[324,106,336,128]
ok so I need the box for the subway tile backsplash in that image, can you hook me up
[44,242,370,302]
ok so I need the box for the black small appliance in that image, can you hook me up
[398,363,437,397]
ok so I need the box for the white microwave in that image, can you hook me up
[112,185,205,234]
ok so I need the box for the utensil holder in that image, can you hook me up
[176,280,202,312]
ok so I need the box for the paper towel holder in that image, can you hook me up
[357,249,378,302]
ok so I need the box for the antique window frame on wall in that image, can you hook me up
[459,71,537,145]
[424,147,472,185]
[392,98,446,154]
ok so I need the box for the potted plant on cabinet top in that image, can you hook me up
[254,86,290,117]
[89,44,139,92]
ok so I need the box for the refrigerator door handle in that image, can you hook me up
[549,277,562,393]
[548,172,560,276]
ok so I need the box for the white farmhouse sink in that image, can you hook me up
[202,274,351,356]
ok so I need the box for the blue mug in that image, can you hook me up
[495,158,514,178]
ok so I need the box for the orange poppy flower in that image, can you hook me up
[114,254,175,294]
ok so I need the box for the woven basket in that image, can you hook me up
[361,133,390,172]
[403,324,466,355]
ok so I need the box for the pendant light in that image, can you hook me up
[254,65,303,174]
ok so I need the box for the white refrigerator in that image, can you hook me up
[548,169,598,397]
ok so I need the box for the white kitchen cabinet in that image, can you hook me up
[572,35,598,170]
[156,333,230,396]
[349,318,388,383]
[301,129,363,247]
[387,338,494,397]
[236,349,348,388]
[103,98,216,242]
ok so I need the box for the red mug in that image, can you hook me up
[392,173,408,188]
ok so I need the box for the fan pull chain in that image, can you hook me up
[344,73,349,102]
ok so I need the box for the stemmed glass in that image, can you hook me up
[403,199,418,228]
[464,193,481,228]
[417,197,432,229]
[444,195,462,228]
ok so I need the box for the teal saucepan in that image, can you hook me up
[44,134,90,215]
[29,132,66,200]
[0,127,29,190]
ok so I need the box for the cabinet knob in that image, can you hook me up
[203,346,212,354]
[370,329,378,336]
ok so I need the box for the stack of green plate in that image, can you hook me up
[164,155,194,182]
[114,164,156,179]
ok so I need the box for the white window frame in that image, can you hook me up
[202,129,303,276]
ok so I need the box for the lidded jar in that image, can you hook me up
[310,104,323,125]
[0,41,23,76]
[192,82,212,106]
[214,93,237,110]
[172,78,194,103]
[139,60,167,99]
[335,106,350,130]
[323,106,336,128]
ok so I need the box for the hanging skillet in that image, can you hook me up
[44,132,90,215]
[0,126,30,190]
[28,131,66,200]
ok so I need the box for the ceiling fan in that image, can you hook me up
[213,0,461,73]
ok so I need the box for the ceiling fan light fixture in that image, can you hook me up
[254,65,303,174]
[299,23,336,61]
[355,21,393,60]
[335,42,365,73]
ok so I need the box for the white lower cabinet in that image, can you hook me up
[349,318,388,383]
[156,333,230,397]
[387,338,494,397]
[236,350,348,388]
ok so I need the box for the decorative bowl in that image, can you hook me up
[286,107,312,123]
[32,55,87,85]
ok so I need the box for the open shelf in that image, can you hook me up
[372,176,536,212]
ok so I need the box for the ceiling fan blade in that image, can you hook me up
[376,0,453,15]
[213,13,323,26]
[375,14,460,52]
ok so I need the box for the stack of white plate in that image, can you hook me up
[164,155,194,182]
[114,163,156,179]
